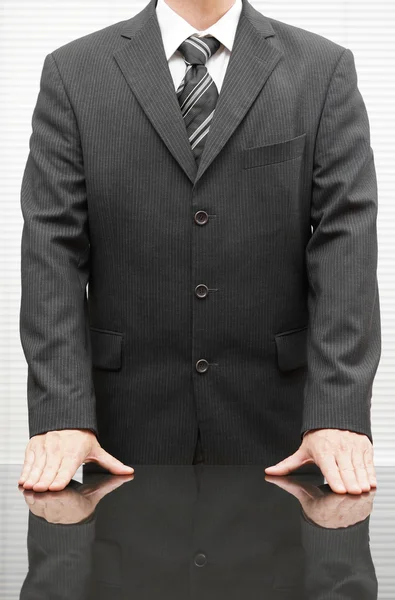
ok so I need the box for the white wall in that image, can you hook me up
[1,1,394,464]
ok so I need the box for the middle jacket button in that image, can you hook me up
[196,359,209,373]
[195,284,209,299]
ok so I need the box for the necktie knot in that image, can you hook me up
[177,34,221,66]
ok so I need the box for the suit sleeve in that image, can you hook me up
[301,48,381,444]
[300,511,378,598]
[20,511,96,600]
[20,52,98,438]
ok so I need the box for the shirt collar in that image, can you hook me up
[156,0,243,60]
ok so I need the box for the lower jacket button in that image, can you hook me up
[195,284,209,298]
[194,552,207,567]
[196,359,209,373]
[194,210,209,225]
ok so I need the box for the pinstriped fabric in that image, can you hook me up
[20,52,97,438]
[301,512,377,595]
[176,35,221,165]
[19,0,380,466]
[20,509,96,597]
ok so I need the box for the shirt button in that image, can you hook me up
[196,359,209,373]
[195,284,209,298]
[194,210,209,225]
[194,552,207,567]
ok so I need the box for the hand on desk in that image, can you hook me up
[265,428,377,495]
[18,429,134,492]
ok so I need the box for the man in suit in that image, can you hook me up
[18,0,381,494]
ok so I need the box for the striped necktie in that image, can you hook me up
[176,34,222,166]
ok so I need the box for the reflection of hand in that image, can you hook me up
[265,429,377,494]
[19,474,134,524]
[265,475,375,528]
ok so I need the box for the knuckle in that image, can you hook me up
[44,463,58,472]
[24,445,32,458]
[339,465,355,473]
[39,467,56,480]
[25,448,35,463]
[32,445,45,459]
[44,438,61,454]
[354,462,366,470]
[338,441,350,453]
[29,434,42,445]
[320,464,338,476]
[29,468,41,479]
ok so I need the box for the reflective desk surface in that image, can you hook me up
[0,464,394,599]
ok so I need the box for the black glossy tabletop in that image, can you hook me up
[0,464,394,599]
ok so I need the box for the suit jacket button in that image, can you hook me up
[194,552,207,567]
[195,284,209,298]
[196,359,209,373]
[194,210,209,225]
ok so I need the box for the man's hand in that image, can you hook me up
[18,429,134,492]
[265,429,377,494]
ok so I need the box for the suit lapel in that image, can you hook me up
[113,0,198,184]
[112,0,283,186]
[195,3,283,185]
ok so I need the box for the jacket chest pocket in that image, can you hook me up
[243,132,306,169]
[90,327,123,371]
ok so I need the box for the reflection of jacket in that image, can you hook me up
[20,467,377,599]
[20,0,380,467]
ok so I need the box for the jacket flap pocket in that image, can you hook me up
[90,327,123,371]
[274,325,308,372]
[243,132,306,169]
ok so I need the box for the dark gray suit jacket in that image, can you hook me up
[20,0,381,467]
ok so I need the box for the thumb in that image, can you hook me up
[265,448,309,475]
[86,445,134,475]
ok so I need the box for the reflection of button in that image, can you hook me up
[196,359,209,373]
[194,552,207,567]
[194,210,209,225]
[195,284,209,298]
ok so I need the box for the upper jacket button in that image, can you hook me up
[194,210,209,225]
[195,284,209,298]
[196,359,209,373]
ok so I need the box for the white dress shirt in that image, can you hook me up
[156,0,242,92]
